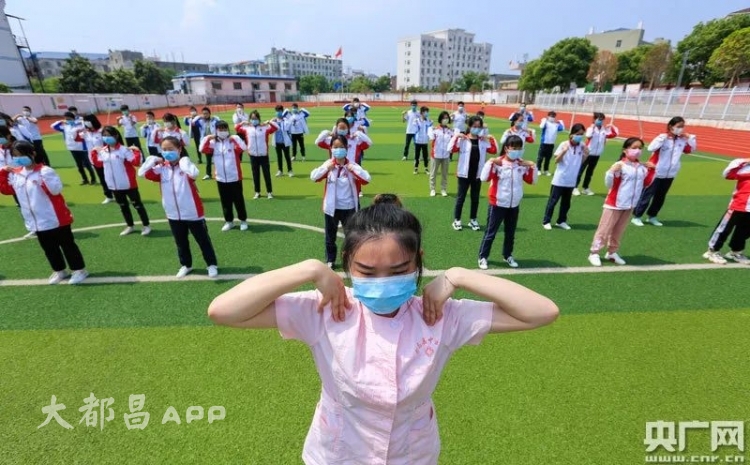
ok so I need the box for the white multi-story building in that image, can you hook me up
[396,28,492,90]
[265,48,342,81]
[0,0,32,92]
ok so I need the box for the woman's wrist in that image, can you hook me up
[303,259,327,285]
[444,267,465,290]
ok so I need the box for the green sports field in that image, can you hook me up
[0,107,748,464]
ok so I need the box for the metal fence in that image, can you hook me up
[534,88,750,122]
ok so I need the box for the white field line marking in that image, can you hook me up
[0,263,745,287]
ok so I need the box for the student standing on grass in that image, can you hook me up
[286,103,310,162]
[316,119,373,166]
[185,107,202,163]
[51,112,98,186]
[207,197,559,465]
[702,158,750,265]
[542,123,589,231]
[13,106,50,166]
[632,117,697,227]
[500,118,535,146]
[193,107,220,180]
[1,112,33,144]
[139,136,218,279]
[0,141,89,285]
[574,112,619,196]
[428,111,454,197]
[476,111,490,138]
[91,126,151,237]
[401,99,420,161]
[117,105,143,152]
[155,113,190,157]
[450,116,498,232]
[273,105,294,178]
[238,111,278,199]
[200,121,249,233]
[536,111,564,176]
[140,111,162,156]
[478,135,538,270]
[413,106,432,175]
[509,102,534,131]
[310,135,371,269]
[588,138,655,267]
[79,114,114,205]
[233,103,248,126]
[452,101,468,132]
[343,97,370,121]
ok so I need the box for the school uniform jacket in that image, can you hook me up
[90,144,142,191]
[500,128,535,146]
[310,161,371,217]
[481,158,538,208]
[193,116,220,139]
[200,136,247,183]
[342,103,370,121]
[450,135,498,179]
[139,156,204,221]
[552,141,588,188]
[236,123,278,157]
[414,119,433,145]
[271,118,292,146]
[284,109,311,135]
[79,129,104,161]
[647,133,697,179]
[451,111,468,132]
[117,115,139,138]
[604,161,656,210]
[232,111,249,125]
[723,159,750,213]
[316,130,373,165]
[585,125,619,156]
[539,119,565,145]
[11,125,33,143]
[403,110,420,134]
[154,128,189,148]
[51,121,85,151]
[140,123,162,148]
[0,165,73,233]
[428,126,455,159]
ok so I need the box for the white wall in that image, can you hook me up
[0,0,31,92]
[299,90,523,105]
[0,93,207,117]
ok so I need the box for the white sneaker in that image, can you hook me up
[288,171,294,177]
[583,188,595,196]
[358,192,363,198]
[327,262,334,269]
[239,221,248,231]
[48,270,70,285]
[221,222,234,232]
[102,197,114,204]
[505,256,519,268]
[588,254,602,267]
[120,226,134,236]
[452,220,462,231]
[468,219,480,231]
[703,250,727,265]
[402,156,407,161]
[424,167,429,174]
[556,222,572,230]
[543,223,552,230]
[23,231,37,239]
[176,266,193,278]
[207,265,219,278]
[68,269,88,285]
[545,171,551,176]
[631,217,644,227]
[725,251,750,265]
[647,217,663,227]
[267,193,274,199]
[572,188,581,196]
[141,226,151,236]
[430,190,436,197]
[253,193,260,199]
[441,190,448,197]
[291,156,296,161]
[605,252,626,265]
[202,175,211,180]
[275,171,282,177]
[478,258,488,270]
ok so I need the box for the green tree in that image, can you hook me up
[518,59,543,92]
[134,60,171,94]
[59,53,106,93]
[524,38,597,91]
[0,83,11,93]
[101,69,143,94]
[348,76,372,93]
[298,75,330,94]
[454,71,489,92]
[615,45,651,84]
[437,81,452,94]
[405,85,426,93]
[587,50,618,90]
[31,77,61,93]
[708,27,750,87]
[640,42,673,89]
[669,15,750,87]
[371,75,391,93]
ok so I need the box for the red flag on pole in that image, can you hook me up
[335,47,342,58]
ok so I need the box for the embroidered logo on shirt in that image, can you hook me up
[415,337,439,357]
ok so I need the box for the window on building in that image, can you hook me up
[616,39,622,48]
[252,83,260,90]
[211,81,223,90]
[285,83,292,90]
[233,82,242,90]
[269,83,277,90]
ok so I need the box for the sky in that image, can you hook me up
[5,0,749,76]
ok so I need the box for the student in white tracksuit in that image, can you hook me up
[286,103,311,161]
[401,99,420,160]
[237,111,278,199]
[542,123,589,230]
[117,105,143,152]
[13,106,50,166]
[79,114,114,204]
[51,112,97,185]
[632,116,697,227]
[413,107,432,174]
[452,102,468,133]
[536,111,565,175]
[428,111,455,197]
[575,112,619,196]
[140,136,218,279]
[140,111,162,157]
[310,134,371,268]
[272,105,293,177]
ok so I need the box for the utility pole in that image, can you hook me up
[676,50,690,89]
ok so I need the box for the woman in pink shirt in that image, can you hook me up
[208,198,559,465]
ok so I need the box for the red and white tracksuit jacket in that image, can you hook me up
[603,160,656,210]
[91,144,142,191]
[154,128,189,148]
[585,125,619,156]
[723,159,750,212]
[428,126,455,159]
[139,156,204,221]
[450,135,498,179]
[647,134,697,179]
[200,136,247,183]
[0,166,73,232]
[499,128,535,146]
[480,158,538,208]
[235,123,278,156]
[315,130,373,165]
[310,161,371,217]
[79,129,104,162]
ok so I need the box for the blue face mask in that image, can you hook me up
[470,127,482,136]
[292,108,299,114]
[423,112,429,118]
[12,156,32,167]
[0,120,6,126]
[595,119,603,127]
[507,150,523,160]
[332,147,347,159]
[250,119,260,126]
[337,129,349,136]
[102,136,117,146]
[411,105,417,111]
[351,272,418,315]
[162,151,179,162]
[0,137,7,145]
[276,111,283,118]
[66,120,76,126]
[572,135,584,144]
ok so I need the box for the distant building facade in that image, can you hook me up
[264,48,342,81]
[173,73,298,103]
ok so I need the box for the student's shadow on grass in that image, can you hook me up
[268,195,311,201]
[248,224,296,234]
[492,259,565,268]
[620,255,676,266]
[216,266,264,275]
[73,231,100,240]
[143,229,173,239]
[662,220,705,228]
[570,224,598,231]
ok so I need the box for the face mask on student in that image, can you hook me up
[351,272,418,315]
[515,122,524,129]
[251,119,260,126]
[507,149,523,160]
[22,111,31,117]
[0,120,6,127]
[236,107,243,113]
[411,105,417,111]
[165,122,174,129]
[0,137,7,145]
[595,119,603,127]
[572,135,584,144]
[672,127,684,136]
[190,111,197,117]
[423,112,429,118]
[12,156,32,167]
[625,148,642,160]
[217,131,229,139]
[470,127,482,136]
[276,111,283,118]
[66,120,76,126]
[103,136,117,146]
[162,151,179,162]
[346,117,355,124]
[292,108,299,114]
[337,129,348,136]
[147,118,155,124]
[332,148,347,160]
[458,106,464,113]
[353,103,360,108]
[441,118,450,126]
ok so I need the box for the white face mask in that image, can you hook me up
[672,127,684,136]
[165,122,174,129]
[147,119,155,125]
[236,108,243,113]
[22,111,31,117]
[217,131,229,139]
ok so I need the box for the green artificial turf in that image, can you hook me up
[0,106,748,464]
